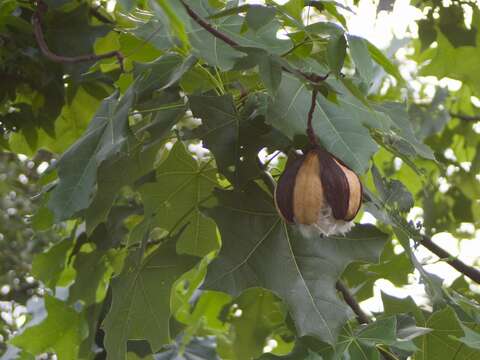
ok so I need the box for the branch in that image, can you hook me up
[31,0,124,71]
[336,280,370,324]
[307,89,319,146]
[179,0,328,85]
[421,235,480,284]
[449,112,480,122]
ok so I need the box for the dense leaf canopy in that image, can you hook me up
[1,0,480,359]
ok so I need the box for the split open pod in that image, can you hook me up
[274,147,362,236]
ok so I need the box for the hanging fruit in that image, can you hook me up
[274,147,362,236]
[273,89,362,236]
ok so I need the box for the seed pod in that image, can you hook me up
[274,147,362,236]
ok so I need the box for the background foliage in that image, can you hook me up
[1,0,479,359]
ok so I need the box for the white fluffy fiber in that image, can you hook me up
[296,205,354,237]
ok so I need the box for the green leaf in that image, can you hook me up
[154,0,189,49]
[68,249,118,306]
[203,184,389,344]
[417,307,480,360]
[228,288,288,359]
[259,54,283,95]
[395,315,431,342]
[48,54,185,223]
[372,166,414,212]
[305,21,345,37]
[44,4,111,74]
[321,2,348,27]
[189,92,289,186]
[366,41,404,83]
[85,90,184,233]
[327,34,346,75]
[455,323,480,350]
[418,17,437,51]
[32,237,73,288]
[187,12,291,70]
[347,34,375,85]
[281,0,305,21]
[346,239,412,301]
[175,290,231,332]
[188,93,241,183]
[438,5,477,47]
[160,55,198,90]
[130,19,174,51]
[140,142,219,257]
[47,90,133,222]
[246,5,276,31]
[31,204,54,231]
[374,102,435,160]
[103,233,198,358]
[8,86,105,156]
[10,296,88,360]
[320,320,392,359]
[84,139,164,234]
[132,54,185,95]
[154,336,219,359]
[420,32,480,95]
[357,316,397,345]
[266,73,379,173]
[408,87,450,140]
[208,4,251,19]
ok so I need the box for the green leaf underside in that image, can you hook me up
[203,184,388,344]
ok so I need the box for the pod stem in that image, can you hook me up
[306,89,319,146]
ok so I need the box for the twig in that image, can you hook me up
[421,235,480,284]
[336,280,370,324]
[179,0,328,85]
[307,89,319,146]
[449,112,480,122]
[31,0,124,71]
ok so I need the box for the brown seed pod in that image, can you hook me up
[274,147,362,236]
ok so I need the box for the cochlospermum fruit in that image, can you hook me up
[274,147,362,236]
